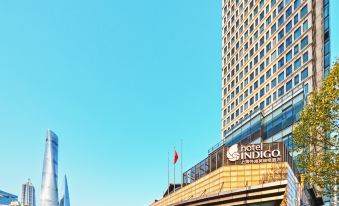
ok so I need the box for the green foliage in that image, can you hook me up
[292,60,339,194]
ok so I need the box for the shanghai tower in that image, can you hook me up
[41,129,59,206]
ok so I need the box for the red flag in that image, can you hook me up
[174,150,179,164]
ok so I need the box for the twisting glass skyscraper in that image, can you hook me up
[41,129,59,206]
[59,175,70,206]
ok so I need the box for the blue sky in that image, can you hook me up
[0,0,338,205]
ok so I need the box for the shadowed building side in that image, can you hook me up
[41,130,59,206]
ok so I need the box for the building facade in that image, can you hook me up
[151,0,331,205]
[221,0,330,147]
[151,142,322,206]
[41,130,59,206]
[21,179,36,206]
[59,175,70,206]
[0,190,17,206]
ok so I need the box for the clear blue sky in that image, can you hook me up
[0,1,338,205]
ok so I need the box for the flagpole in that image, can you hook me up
[174,146,176,193]
[168,151,170,196]
[181,139,183,189]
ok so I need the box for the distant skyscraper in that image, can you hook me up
[41,130,59,206]
[21,179,36,206]
[59,175,70,206]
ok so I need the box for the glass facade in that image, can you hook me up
[0,190,18,205]
[22,179,36,206]
[41,130,59,206]
[323,0,330,76]
[221,0,327,142]
[59,176,70,206]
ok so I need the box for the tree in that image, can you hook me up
[292,60,339,195]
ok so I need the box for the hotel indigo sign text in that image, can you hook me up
[226,143,282,165]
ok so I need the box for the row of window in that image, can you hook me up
[222,3,308,91]
[223,2,308,73]
[224,67,308,126]
[223,0,304,59]
[221,0,313,128]
[223,29,309,105]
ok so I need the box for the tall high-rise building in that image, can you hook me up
[149,0,331,205]
[220,0,330,148]
[59,175,70,206]
[41,130,59,206]
[21,179,36,206]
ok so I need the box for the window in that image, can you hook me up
[286,50,292,62]
[271,23,277,33]
[260,49,265,59]
[250,97,254,105]
[266,42,271,52]
[303,20,308,31]
[286,35,292,47]
[266,96,271,105]
[260,0,265,8]
[286,6,292,18]
[271,78,277,88]
[254,56,259,65]
[294,27,301,39]
[303,51,309,62]
[262,63,265,72]
[294,14,299,24]
[304,83,308,95]
[278,15,285,27]
[260,101,265,110]
[266,57,270,66]
[254,6,258,15]
[301,36,309,49]
[254,81,258,89]
[301,67,308,80]
[266,16,271,26]
[250,72,254,80]
[271,51,277,60]
[301,5,308,18]
[260,88,265,97]
[286,80,292,91]
[260,75,265,84]
[260,11,265,21]
[266,69,271,79]
[294,0,300,9]
[286,21,292,33]
[278,30,284,41]
[294,74,299,85]
[278,71,285,83]
[286,65,292,76]
[278,1,284,13]
[294,45,299,55]
[271,0,277,6]
[278,43,284,55]
[278,86,285,96]
[278,57,284,68]
[260,24,265,33]
[294,58,301,70]
[254,31,258,40]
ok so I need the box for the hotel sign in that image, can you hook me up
[226,143,283,165]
